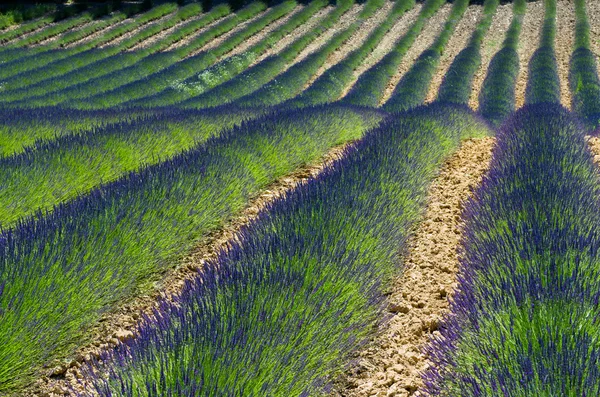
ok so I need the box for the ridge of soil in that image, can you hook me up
[555,0,575,109]
[303,1,390,90]
[425,5,483,103]
[98,9,177,49]
[34,19,100,47]
[127,12,212,52]
[65,15,133,49]
[468,3,513,110]
[292,2,362,65]
[186,8,269,58]
[30,140,365,397]
[378,3,452,106]
[514,0,544,109]
[339,3,423,99]
[251,4,333,67]
[334,137,495,397]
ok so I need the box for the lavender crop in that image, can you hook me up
[77,103,493,396]
[423,104,600,396]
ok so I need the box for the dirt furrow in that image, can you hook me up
[425,5,483,103]
[514,0,545,109]
[220,5,304,61]
[555,0,576,109]
[335,137,495,397]
[34,19,100,47]
[587,0,600,79]
[293,3,361,64]
[186,8,269,57]
[468,3,513,110]
[99,9,177,48]
[251,5,333,66]
[378,3,452,106]
[339,3,422,99]
[3,18,57,46]
[32,138,367,397]
[128,12,210,51]
[304,1,390,89]
[65,15,132,49]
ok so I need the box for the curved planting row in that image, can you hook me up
[0,3,232,102]
[0,105,382,393]
[0,3,179,80]
[424,104,600,396]
[382,0,469,112]
[231,0,364,108]
[569,0,600,130]
[435,0,498,105]
[525,0,560,105]
[341,0,445,107]
[74,104,491,396]
[279,0,413,109]
[478,0,525,126]
[98,0,329,108]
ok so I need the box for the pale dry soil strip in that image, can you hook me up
[303,1,390,89]
[339,3,423,99]
[555,0,576,109]
[514,0,544,109]
[186,8,270,58]
[221,5,305,61]
[425,5,483,103]
[127,12,217,51]
[162,13,231,52]
[3,18,60,46]
[588,136,600,161]
[65,14,135,49]
[292,3,361,65]
[378,4,452,106]
[31,139,369,397]
[250,5,333,67]
[34,18,101,47]
[587,0,600,77]
[99,9,177,49]
[334,137,495,397]
[468,3,512,110]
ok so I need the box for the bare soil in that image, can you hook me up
[127,12,211,51]
[99,9,176,49]
[34,19,100,47]
[252,5,333,66]
[304,2,391,89]
[30,140,363,397]
[588,136,600,160]
[468,3,513,110]
[293,3,362,64]
[379,4,452,106]
[339,3,423,99]
[334,137,495,397]
[555,0,576,109]
[514,0,544,109]
[3,19,57,46]
[65,16,134,49]
[164,13,233,51]
[425,5,483,103]
[587,0,600,69]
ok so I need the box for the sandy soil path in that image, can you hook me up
[128,12,210,51]
[339,3,422,99]
[555,0,576,109]
[3,18,58,46]
[186,8,269,57]
[303,2,391,89]
[515,0,544,109]
[587,0,600,79]
[34,19,100,47]
[378,4,451,106]
[99,9,177,48]
[468,3,512,110]
[31,135,369,397]
[425,5,482,103]
[334,137,495,397]
[65,15,134,49]
[251,5,332,66]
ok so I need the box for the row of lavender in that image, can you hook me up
[425,103,600,395]
[76,104,491,396]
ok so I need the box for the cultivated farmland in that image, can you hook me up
[0,0,599,395]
